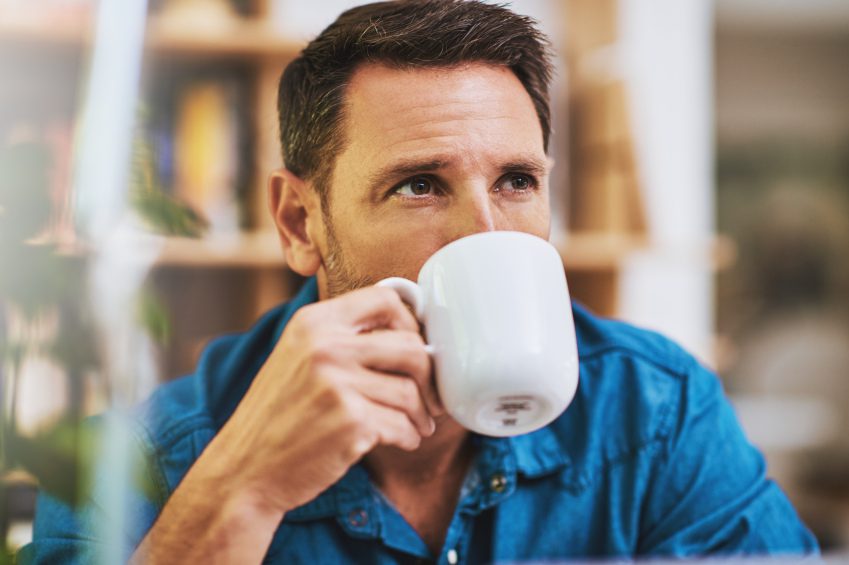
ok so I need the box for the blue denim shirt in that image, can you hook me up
[23,277,818,563]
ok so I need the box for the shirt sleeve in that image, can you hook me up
[17,421,166,565]
[637,358,820,556]
[18,492,106,564]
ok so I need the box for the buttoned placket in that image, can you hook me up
[334,467,382,541]
[278,433,537,563]
[431,436,518,565]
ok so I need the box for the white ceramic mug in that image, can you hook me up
[377,231,579,437]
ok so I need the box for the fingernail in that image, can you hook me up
[428,418,436,435]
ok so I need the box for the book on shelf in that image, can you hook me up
[174,79,240,233]
[146,64,254,236]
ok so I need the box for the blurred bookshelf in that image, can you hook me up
[0,0,301,385]
[155,231,285,267]
[0,12,301,58]
[0,0,729,382]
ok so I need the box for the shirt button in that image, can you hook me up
[489,472,508,493]
[347,508,368,528]
[447,548,459,564]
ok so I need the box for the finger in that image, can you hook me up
[351,330,443,417]
[367,401,423,452]
[346,367,435,437]
[325,286,419,333]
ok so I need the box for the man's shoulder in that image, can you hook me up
[550,302,722,470]
[569,300,715,405]
[571,300,695,375]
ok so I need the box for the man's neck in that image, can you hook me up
[363,417,474,555]
[364,416,472,486]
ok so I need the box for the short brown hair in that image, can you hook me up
[277,0,554,206]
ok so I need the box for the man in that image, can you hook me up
[25,1,818,563]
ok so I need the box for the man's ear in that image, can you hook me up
[268,168,323,276]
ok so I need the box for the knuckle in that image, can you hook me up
[402,335,429,375]
[288,312,323,351]
[400,379,421,410]
[289,305,318,330]
[329,392,368,436]
[401,330,425,347]
[306,350,331,372]
[376,286,400,304]
[331,387,355,414]
[345,432,375,460]
[398,418,421,450]
[376,413,420,451]
[377,287,407,315]
[305,334,339,368]
[341,414,375,459]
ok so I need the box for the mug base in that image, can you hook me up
[472,394,555,437]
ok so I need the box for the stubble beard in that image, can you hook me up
[322,207,378,299]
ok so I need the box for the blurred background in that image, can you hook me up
[0,0,847,556]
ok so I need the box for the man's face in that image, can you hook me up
[316,62,551,298]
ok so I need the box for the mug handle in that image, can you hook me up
[375,277,434,355]
[376,277,425,320]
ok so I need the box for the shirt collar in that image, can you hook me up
[283,429,571,523]
[272,276,319,342]
[508,425,572,477]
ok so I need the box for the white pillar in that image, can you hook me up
[616,0,716,366]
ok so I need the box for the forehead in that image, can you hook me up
[333,62,545,178]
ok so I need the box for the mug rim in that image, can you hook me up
[419,230,551,278]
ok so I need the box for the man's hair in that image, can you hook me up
[277,0,554,208]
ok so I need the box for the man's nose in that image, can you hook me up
[446,188,499,241]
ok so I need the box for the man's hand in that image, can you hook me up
[132,286,440,564]
[213,284,441,512]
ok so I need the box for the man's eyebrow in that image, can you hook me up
[367,158,451,196]
[499,158,549,178]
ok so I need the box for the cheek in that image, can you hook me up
[342,226,439,280]
[500,197,550,237]
[529,203,551,237]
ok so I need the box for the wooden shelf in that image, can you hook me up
[555,232,649,271]
[156,231,661,271]
[0,11,302,59]
[556,232,737,272]
[57,227,734,273]
[146,17,301,58]
[157,231,650,271]
[154,231,286,268]
[0,469,37,487]
[0,12,87,47]
[58,231,286,269]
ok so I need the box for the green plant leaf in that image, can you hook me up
[5,423,90,507]
[135,289,171,345]
[48,303,100,376]
[5,419,161,509]
[129,189,208,238]
[0,537,13,565]
[128,110,209,238]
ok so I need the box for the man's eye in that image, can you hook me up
[499,174,536,192]
[394,176,434,197]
